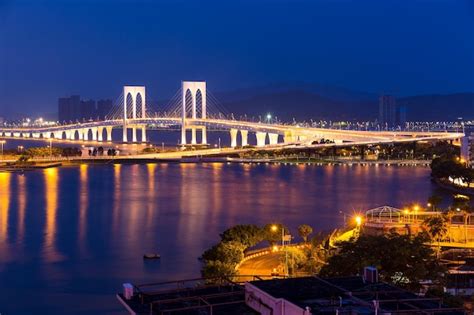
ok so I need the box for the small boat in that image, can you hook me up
[143,253,161,260]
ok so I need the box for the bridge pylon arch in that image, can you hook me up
[181,81,207,145]
[123,86,146,143]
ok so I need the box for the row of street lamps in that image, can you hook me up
[0,139,54,161]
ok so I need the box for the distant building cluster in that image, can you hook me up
[378,95,407,128]
[58,95,113,123]
[461,124,474,167]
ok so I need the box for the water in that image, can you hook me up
[0,163,441,314]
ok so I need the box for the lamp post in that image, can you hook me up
[266,113,272,124]
[271,224,288,277]
[0,140,5,161]
[413,205,420,223]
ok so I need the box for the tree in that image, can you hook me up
[423,215,448,256]
[423,216,448,243]
[284,247,307,276]
[220,224,264,248]
[297,224,313,242]
[319,233,445,290]
[201,241,245,265]
[201,260,237,281]
[263,223,289,246]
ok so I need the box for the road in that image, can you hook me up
[237,252,284,281]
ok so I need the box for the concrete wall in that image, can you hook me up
[245,283,310,315]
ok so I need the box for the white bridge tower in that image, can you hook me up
[181,81,207,145]
[123,86,146,143]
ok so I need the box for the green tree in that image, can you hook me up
[201,241,245,265]
[263,223,289,246]
[423,215,448,256]
[201,260,237,281]
[220,224,264,248]
[297,224,313,242]
[423,216,448,244]
[319,233,445,290]
[284,247,307,276]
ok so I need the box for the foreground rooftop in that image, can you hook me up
[118,275,466,314]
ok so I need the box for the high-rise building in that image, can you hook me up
[461,124,474,168]
[58,95,81,123]
[97,99,113,120]
[80,99,96,121]
[397,105,407,127]
[58,95,97,123]
[379,95,397,127]
[379,95,408,128]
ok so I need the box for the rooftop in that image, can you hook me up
[118,275,466,314]
[250,276,466,314]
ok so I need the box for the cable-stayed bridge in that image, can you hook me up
[0,81,464,148]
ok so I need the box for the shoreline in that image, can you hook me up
[0,156,432,171]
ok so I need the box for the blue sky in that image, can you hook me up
[1,0,473,116]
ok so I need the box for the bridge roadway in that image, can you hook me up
[0,117,464,147]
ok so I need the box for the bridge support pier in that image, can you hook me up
[13,132,20,137]
[191,127,197,145]
[268,133,278,145]
[123,126,128,143]
[256,132,267,147]
[132,127,137,143]
[240,130,248,147]
[32,133,40,139]
[201,126,207,145]
[91,127,98,141]
[141,127,147,143]
[83,129,89,141]
[54,132,62,139]
[230,129,238,148]
[181,126,187,145]
[284,132,297,144]
[97,127,104,142]
[106,127,113,142]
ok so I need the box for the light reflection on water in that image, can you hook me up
[0,163,441,314]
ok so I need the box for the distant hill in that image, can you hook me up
[157,83,474,122]
[397,93,474,121]
[214,84,474,122]
[220,90,373,121]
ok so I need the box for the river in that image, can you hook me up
[0,163,443,314]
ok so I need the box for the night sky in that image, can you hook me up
[1,0,473,117]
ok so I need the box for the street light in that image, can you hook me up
[0,140,5,161]
[413,204,420,222]
[271,224,288,277]
[266,113,272,123]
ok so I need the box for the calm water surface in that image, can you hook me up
[0,163,439,314]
